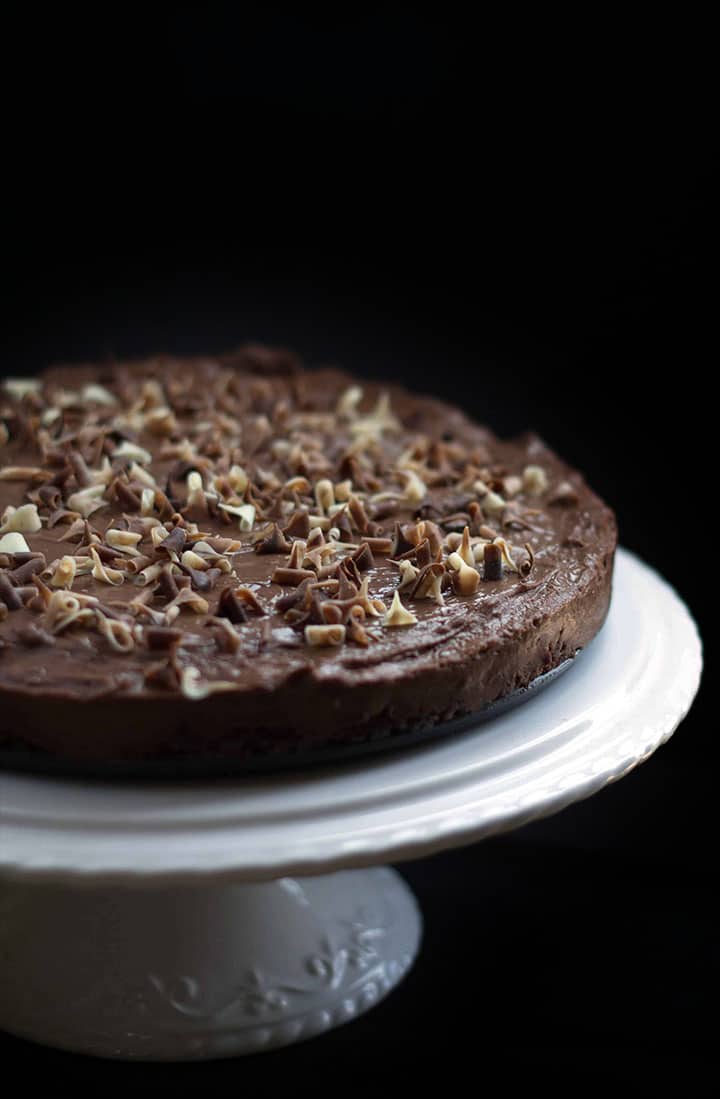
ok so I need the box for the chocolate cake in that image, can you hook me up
[0,347,617,769]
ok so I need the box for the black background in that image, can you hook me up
[1,9,714,1091]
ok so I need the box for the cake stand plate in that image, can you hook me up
[0,549,702,1060]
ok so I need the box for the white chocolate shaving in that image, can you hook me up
[141,487,156,515]
[95,614,135,652]
[3,378,41,400]
[49,555,77,589]
[66,485,108,518]
[350,392,400,444]
[113,441,153,465]
[334,479,353,502]
[135,562,164,586]
[144,407,178,436]
[314,479,335,514]
[105,529,143,556]
[90,546,125,586]
[459,526,475,567]
[218,502,256,530]
[398,469,427,503]
[336,385,363,418]
[150,525,170,549]
[447,553,480,594]
[165,587,209,614]
[89,457,114,486]
[180,667,238,700]
[82,383,116,405]
[284,475,311,495]
[304,624,347,647]
[503,475,523,498]
[181,549,209,571]
[128,462,157,489]
[0,532,30,553]
[140,378,165,409]
[483,491,506,515]
[228,465,249,494]
[186,470,207,511]
[383,590,418,627]
[0,503,42,534]
[44,591,97,633]
[397,559,420,589]
[492,537,519,572]
[0,466,49,481]
[523,464,548,495]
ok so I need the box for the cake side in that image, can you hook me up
[0,348,617,764]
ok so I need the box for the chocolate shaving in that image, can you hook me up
[518,542,535,579]
[440,512,471,533]
[333,508,354,541]
[144,659,181,691]
[415,539,433,569]
[254,522,291,555]
[320,602,344,625]
[338,556,362,588]
[390,521,415,556]
[145,626,183,651]
[362,535,393,555]
[0,575,23,610]
[13,623,56,647]
[68,450,92,488]
[351,541,375,571]
[217,587,249,624]
[548,481,580,507]
[483,542,503,581]
[336,569,359,600]
[183,565,212,593]
[113,478,142,511]
[156,525,186,558]
[348,495,370,533]
[272,566,316,587]
[235,587,266,615]
[157,564,180,600]
[37,484,63,509]
[9,557,46,585]
[206,617,244,654]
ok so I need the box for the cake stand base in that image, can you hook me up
[0,868,421,1061]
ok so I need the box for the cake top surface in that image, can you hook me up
[0,345,614,703]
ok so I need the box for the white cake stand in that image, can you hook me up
[0,548,701,1060]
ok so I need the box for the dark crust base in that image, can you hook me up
[0,649,581,779]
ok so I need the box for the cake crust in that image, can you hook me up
[0,348,617,765]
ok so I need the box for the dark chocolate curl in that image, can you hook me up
[236,587,266,615]
[217,587,249,624]
[254,522,291,555]
[0,574,23,610]
[9,557,46,585]
[351,542,375,571]
[483,542,503,581]
[145,627,183,651]
[157,525,186,558]
[390,521,415,556]
[272,566,316,587]
[113,478,142,511]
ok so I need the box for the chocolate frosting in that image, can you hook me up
[0,347,617,764]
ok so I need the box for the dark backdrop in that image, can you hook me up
[1,9,714,1091]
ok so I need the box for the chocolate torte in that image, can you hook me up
[0,347,617,768]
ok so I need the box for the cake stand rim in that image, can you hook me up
[0,548,702,884]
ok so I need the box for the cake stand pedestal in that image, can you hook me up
[0,550,701,1061]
